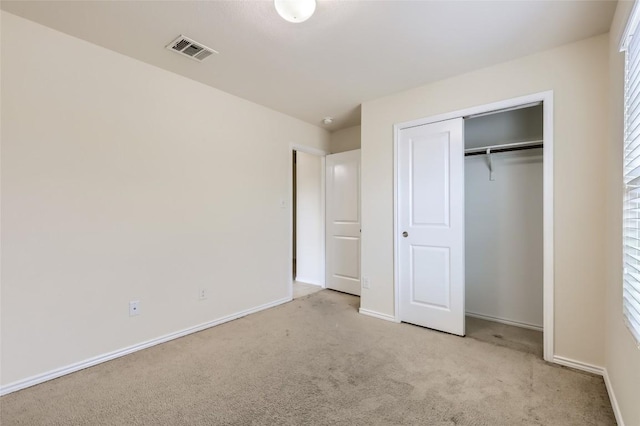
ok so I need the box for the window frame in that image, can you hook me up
[621,1,640,348]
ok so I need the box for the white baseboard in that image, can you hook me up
[552,359,623,425]
[603,368,625,426]
[466,311,543,332]
[552,355,604,376]
[359,308,398,323]
[0,296,291,396]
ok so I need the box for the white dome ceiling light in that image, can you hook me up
[274,0,316,23]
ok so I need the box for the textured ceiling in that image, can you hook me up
[1,1,617,131]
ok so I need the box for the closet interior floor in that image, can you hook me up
[465,316,543,358]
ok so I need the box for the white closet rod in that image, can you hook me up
[464,140,543,156]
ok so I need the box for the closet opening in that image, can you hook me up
[463,103,544,357]
[394,91,553,361]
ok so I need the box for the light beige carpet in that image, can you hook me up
[293,281,323,299]
[1,290,615,425]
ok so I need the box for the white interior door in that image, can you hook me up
[326,150,361,296]
[397,119,465,335]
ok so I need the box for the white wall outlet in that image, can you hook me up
[198,288,207,300]
[129,300,140,316]
[362,277,370,289]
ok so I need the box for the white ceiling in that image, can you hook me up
[1,0,617,131]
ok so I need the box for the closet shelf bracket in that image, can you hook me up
[486,148,495,181]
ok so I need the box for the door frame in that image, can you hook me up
[288,144,328,301]
[393,91,554,362]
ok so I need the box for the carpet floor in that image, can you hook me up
[1,290,615,425]
[293,281,323,299]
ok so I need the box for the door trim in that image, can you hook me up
[288,144,328,301]
[393,90,554,362]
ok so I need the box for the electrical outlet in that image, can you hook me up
[362,277,370,289]
[198,288,207,300]
[129,300,140,316]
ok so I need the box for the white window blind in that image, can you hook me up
[622,11,640,346]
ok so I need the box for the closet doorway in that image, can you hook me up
[464,104,544,357]
[394,91,553,362]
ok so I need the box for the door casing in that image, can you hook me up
[393,91,554,362]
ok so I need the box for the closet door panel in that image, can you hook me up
[410,133,450,227]
[411,245,450,309]
[398,118,465,336]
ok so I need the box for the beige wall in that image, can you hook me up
[361,34,609,367]
[607,2,640,425]
[0,12,329,387]
[330,125,361,154]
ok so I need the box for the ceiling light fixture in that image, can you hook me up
[274,0,316,23]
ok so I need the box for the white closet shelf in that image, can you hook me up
[464,139,543,156]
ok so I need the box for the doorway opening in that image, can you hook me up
[291,147,326,299]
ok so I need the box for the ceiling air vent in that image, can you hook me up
[166,35,218,62]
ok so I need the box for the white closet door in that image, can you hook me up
[397,119,465,336]
[326,150,361,296]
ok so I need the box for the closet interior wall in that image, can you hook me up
[464,105,544,330]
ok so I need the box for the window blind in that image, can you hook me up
[623,19,640,346]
